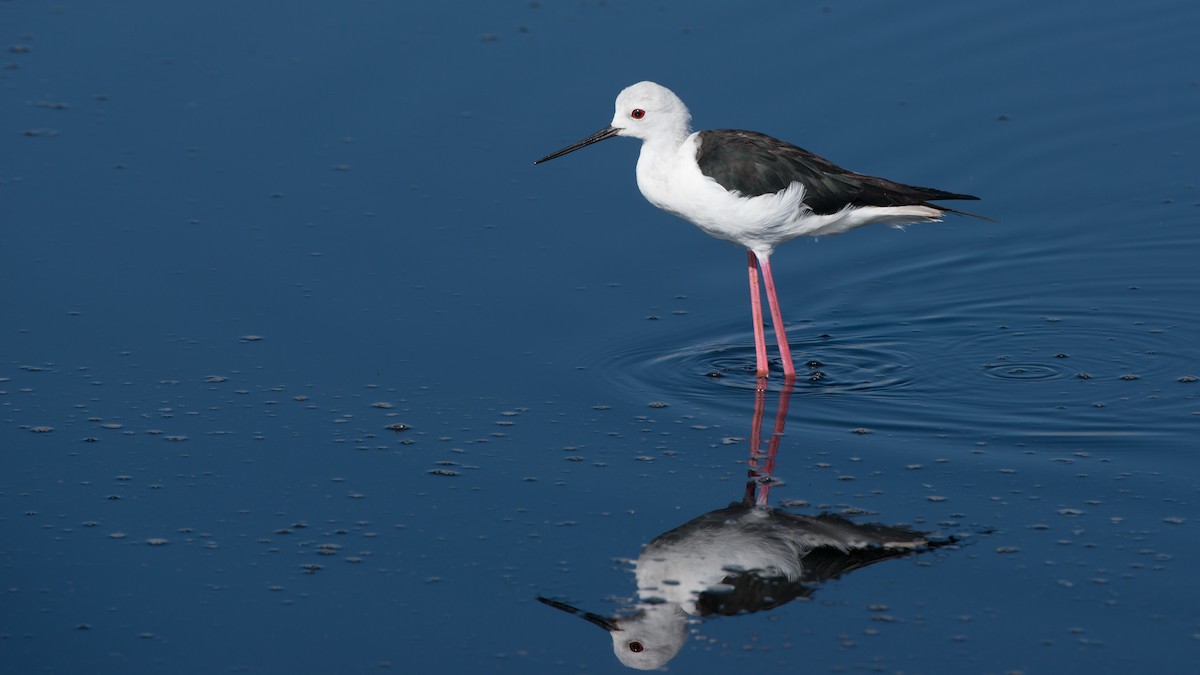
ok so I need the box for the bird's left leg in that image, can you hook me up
[755,252,796,379]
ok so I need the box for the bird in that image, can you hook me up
[538,383,951,669]
[539,500,945,670]
[534,81,987,379]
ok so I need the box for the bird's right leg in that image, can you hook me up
[747,250,770,378]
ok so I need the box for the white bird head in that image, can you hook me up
[533,81,692,165]
[608,81,692,142]
[537,596,688,670]
[607,603,689,670]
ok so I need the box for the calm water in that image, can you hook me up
[2,1,1197,673]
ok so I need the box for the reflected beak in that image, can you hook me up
[537,596,620,632]
[534,126,621,165]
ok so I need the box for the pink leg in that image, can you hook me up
[750,380,793,508]
[745,381,767,506]
[748,381,767,470]
[746,251,769,378]
[762,379,793,478]
[755,252,796,379]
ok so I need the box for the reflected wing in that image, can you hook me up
[693,571,814,617]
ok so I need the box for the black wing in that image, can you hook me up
[695,129,980,216]
[693,570,815,617]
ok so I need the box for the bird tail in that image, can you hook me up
[929,202,997,223]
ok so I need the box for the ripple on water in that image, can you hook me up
[587,231,1198,443]
[980,361,1074,381]
[593,319,920,403]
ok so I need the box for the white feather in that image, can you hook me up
[610,81,947,257]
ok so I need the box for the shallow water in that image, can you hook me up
[3,1,1198,673]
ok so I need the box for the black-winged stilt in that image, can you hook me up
[537,384,953,669]
[535,81,987,379]
[539,511,937,669]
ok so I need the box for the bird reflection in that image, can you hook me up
[539,383,952,670]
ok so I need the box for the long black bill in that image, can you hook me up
[533,126,620,165]
[537,596,621,632]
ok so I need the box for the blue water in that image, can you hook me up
[2,1,1197,673]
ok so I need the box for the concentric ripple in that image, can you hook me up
[980,361,1073,381]
[590,319,919,403]
[582,215,1199,443]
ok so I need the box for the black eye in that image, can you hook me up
[628,641,644,653]
[631,109,645,119]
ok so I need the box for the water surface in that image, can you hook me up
[2,1,1198,673]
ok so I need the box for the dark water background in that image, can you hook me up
[3,1,1197,673]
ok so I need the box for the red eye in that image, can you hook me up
[629,642,644,653]
[631,109,645,119]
